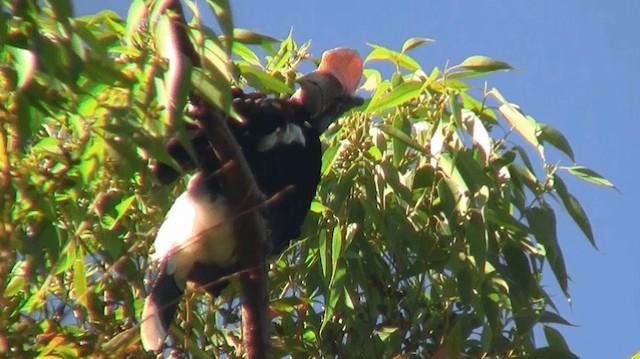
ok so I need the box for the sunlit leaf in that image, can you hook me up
[206,0,234,51]
[365,81,422,114]
[365,43,421,71]
[238,63,291,93]
[563,166,615,188]
[462,109,492,163]
[377,123,427,155]
[330,225,342,286]
[232,28,278,45]
[401,37,434,53]
[73,245,88,307]
[458,55,514,72]
[498,102,544,159]
[7,46,37,90]
[232,42,262,67]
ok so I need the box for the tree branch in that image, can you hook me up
[156,1,269,357]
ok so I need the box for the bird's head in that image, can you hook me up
[291,48,364,132]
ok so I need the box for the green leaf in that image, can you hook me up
[553,175,597,249]
[458,55,514,72]
[539,124,575,161]
[456,267,473,305]
[454,149,492,192]
[319,228,329,280]
[320,145,340,178]
[438,152,469,194]
[238,63,291,94]
[401,37,435,53]
[232,28,278,45]
[449,93,463,128]
[445,319,464,359]
[497,102,543,159]
[466,211,487,272]
[112,195,136,230]
[365,80,422,114]
[377,123,427,155]
[503,244,533,291]
[376,326,399,342]
[365,43,421,71]
[34,137,63,155]
[330,225,342,287]
[485,208,530,233]
[191,67,232,112]
[232,42,262,67]
[563,166,615,188]
[539,311,575,326]
[7,46,36,90]
[125,0,147,44]
[309,200,325,214]
[206,0,234,52]
[543,325,569,351]
[527,347,579,359]
[526,205,569,298]
[73,245,88,308]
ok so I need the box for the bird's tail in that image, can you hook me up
[140,265,183,351]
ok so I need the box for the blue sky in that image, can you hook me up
[76,1,639,357]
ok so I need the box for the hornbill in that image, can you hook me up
[140,48,363,351]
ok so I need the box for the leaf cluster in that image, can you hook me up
[0,1,610,358]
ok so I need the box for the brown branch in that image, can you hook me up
[157,1,269,357]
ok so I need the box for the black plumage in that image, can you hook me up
[141,48,363,351]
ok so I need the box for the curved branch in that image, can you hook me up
[156,1,269,357]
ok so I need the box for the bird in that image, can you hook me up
[140,48,364,351]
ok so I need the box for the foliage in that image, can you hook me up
[0,0,610,358]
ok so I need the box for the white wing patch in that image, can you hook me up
[151,176,235,288]
[257,123,306,152]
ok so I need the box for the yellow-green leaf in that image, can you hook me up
[365,81,422,114]
[401,37,435,53]
[459,55,514,72]
[365,43,421,71]
[498,102,544,159]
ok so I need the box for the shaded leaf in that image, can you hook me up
[553,175,597,249]
[543,325,569,351]
[539,124,575,161]
[527,347,579,359]
[539,311,575,326]
[526,205,569,297]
